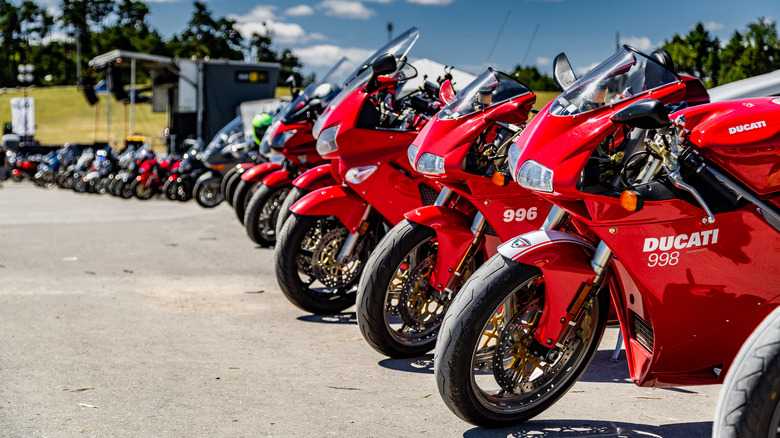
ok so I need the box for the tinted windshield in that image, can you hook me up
[439,68,531,120]
[341,27,420,86]
[278,57,347,124]
[206,116,243,151]
[550,46,679,116]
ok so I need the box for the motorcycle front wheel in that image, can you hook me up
[162,178,177,200]
[274,186,309,239]
[434,254,608,428]
[232,180,261,225]
[194,178,223,208]
[357,219,445,358]
[118,179,134,199]
[244,184,290,246]
[224,170,244,208]
[713,305,780,438]
[132,180,154,200]
[274,213,367,314]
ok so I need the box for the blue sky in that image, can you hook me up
[96,0,780,80]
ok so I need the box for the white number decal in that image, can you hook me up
[647,251,679,267]
[503,207,538,222]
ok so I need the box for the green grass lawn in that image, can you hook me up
[0,86,169,148]
[0,86,556,149]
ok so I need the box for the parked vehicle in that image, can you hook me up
[193,116,257,208]
[273,27,450,315]
[239,59,345,246]
[356,68,551,358]
[164,139,205,202]
[431,46,780,429]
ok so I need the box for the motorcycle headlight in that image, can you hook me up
[407,144,419,168]
[507,143,521,180]
[344,165,378,185]
[416,152,444,175]
[272,130,297,149]
[516,160,553,192]
[316,125,340,156]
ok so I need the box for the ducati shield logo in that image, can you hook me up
[728,120,766,135]
[511,237,532,248]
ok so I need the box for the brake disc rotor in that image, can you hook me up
[398,254,446,331]
[311,227,361,288]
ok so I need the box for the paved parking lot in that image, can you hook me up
[0,182,721,437]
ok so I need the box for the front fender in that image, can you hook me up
[292,164,337,190]
[241,162,283,183]
[262,169,294,187]
[196,170,219,185]
[498,230,597,348]
[405,206,476,291]
[290,185,369,232]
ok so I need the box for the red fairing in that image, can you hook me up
[678,96,780,196]
[261,169,294,188]
[292,164,338,190]
[241,161,283,183]
[679,74,709,106]
[290,185,369,232]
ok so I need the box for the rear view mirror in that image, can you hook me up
[439,79,455,104]
[552,53,577,91]
[611,99,670,129]
[372,53,397,76]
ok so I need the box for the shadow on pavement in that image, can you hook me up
[378,354,434,374]
[297,312,357,325]
[462,419,712,437]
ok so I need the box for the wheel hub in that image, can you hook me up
[311,227,361,288]
[398,254,445,330]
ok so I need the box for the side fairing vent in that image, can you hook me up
[419,184,439,206]
[631,311,654,353]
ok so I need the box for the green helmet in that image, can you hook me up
[252,113,273,146]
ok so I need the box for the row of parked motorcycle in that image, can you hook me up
[3,113,271,206]
[217,27,780,435]
[8,26,780,434]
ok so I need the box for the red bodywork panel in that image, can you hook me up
[292,164,339,190]
[290,185,369,232]
[261,168,294,188]
[241,162,283,183]
[678,96,780,196]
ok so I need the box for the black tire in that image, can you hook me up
[713,305,780,438]
[224,169,244,208]
[162,178,177,200]
[118,179,134,199]
[434,254,609,428]
[194,177,223,208]
[232,180,261,225]
[275,186,308,239]
[274,213,366,314]
[221,167,239,205]
[95,177,109,194]
[132,179,154,200]
[357,220,444,358]
[244,184,291,246]
[73,177,87,193]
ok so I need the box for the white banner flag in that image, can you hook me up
[10,97,35,136]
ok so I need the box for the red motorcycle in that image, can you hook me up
[273,27,448,315]
[236,60,346,246]
[132,154,176,200]
[355,68,552,358]
[432,46,779,428]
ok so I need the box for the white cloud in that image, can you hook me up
[286,5,315,16]
[318,1,376,19]
[535,56,552,67]
[43,31,71,44]
[407,0,454,4]
[575,62,601,76]
[235,20,310,44]
[294,44,374,69]
[620,35,655,52]
[231,5,277,22]
[703,21,725,31]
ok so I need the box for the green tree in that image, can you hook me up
[511,65,557,92]
[661,23,720,86]
[717,18,780,85]
[0,0,21,85]
[168,1,243,60]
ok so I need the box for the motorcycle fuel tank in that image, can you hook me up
[683,97,780,196]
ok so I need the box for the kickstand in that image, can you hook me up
[610,329,623,362]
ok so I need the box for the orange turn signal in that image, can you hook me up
[620,190,643,212]
[492,172,510,187]
[211,164,227,171]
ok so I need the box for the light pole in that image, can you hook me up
[16,64,34,143]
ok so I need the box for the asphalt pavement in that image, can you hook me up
[0,181,721,437]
